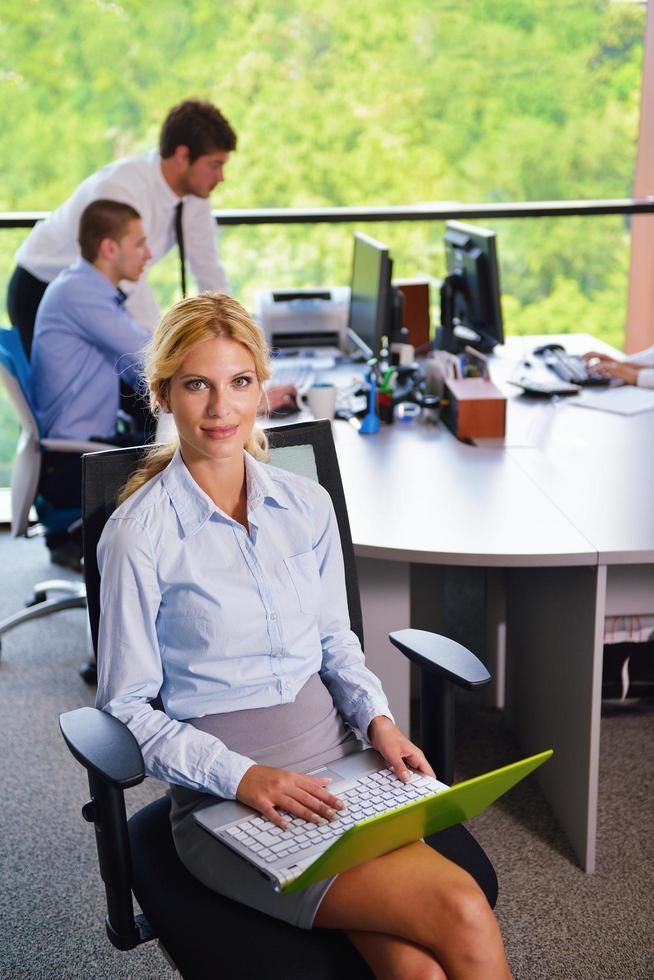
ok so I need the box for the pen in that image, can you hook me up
[380,368,396,392]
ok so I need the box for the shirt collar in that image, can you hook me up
[245,451,289,519]
[71,257,126,306]
[161,447,288,538]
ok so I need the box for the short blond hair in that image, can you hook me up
[120,292,271,502]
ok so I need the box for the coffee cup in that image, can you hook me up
[298,382,337,420]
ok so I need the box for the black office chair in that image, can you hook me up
[60,420,496,980]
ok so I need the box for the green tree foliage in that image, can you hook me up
[0,0,646,473]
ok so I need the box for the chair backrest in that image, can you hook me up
[0,327,41,536]
[0,327,32,413]
[82,419,364,658]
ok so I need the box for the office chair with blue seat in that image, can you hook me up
[60,419,496,980]
[0,327,111,654]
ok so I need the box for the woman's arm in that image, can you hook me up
[309,488,436,778]
[96,515,256,799]
[310,488,393,734]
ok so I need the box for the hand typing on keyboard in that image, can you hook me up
[267,383,299,415]
[225,767,439,861]
[236,716,435,831]
[582,351,640,386]
[367,714,436,783]
[236,764,345,830]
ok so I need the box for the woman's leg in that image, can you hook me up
[346,930,447,980]
[314,841,511,980]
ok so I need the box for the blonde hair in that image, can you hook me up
[119,292,272,503]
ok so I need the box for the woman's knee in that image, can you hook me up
[435,879,502,963]
[446,877,491,926]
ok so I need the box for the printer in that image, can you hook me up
[254,286,350,351]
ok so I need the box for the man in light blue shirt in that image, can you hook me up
[30,199,152,568]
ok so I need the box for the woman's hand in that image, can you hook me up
[267,384,297,413]
[236,764,344,829]
[583,352,641,385]
[367,715,436,782]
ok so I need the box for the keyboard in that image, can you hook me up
[218,767,438,867]
[510,372,580,397]
[544,349,610,387]
[268,361,316,391]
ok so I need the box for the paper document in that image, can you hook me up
[568,385,654,416]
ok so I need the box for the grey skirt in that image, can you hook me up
[169,673,364,929]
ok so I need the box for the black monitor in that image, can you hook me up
[438,221,504,354]
[347,232,403,360]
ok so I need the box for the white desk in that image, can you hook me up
[160,335,650,872]
[324,334,654,874]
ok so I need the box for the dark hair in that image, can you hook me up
[78,199,141,262]
[159,100,237,161]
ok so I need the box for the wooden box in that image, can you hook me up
[442,377,506,440]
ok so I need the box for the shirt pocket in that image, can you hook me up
[284,551,321,617]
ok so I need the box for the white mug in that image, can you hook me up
[299,382,337,420]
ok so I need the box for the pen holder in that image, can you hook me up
[377,390,394,424]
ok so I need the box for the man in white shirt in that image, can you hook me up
[7,99,236,357]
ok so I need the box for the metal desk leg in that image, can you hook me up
[485,568,507,710]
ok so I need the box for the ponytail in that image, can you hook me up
[117,442,176,505]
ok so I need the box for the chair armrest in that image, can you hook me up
[42,438,116,453]
[389,629,490,690]
[59,706,145,789]
[59,706,150,951]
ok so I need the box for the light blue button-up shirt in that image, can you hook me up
[96,449,392,799]
[30,258,150,439]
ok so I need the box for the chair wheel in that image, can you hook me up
[79,661,97,685]
[25,590,47,607]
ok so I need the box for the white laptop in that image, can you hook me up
[193,746,552,894]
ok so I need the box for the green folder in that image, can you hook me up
[282,749,553,894]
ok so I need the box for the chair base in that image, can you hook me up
[0,579,86,653]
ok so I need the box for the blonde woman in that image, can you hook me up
[96,293,511,980]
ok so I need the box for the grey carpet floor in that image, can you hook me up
[0,531,652,979]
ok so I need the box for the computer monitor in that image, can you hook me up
[347,232,403,360]
[438,221,504,354]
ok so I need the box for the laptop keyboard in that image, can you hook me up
[219,768,439,866]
